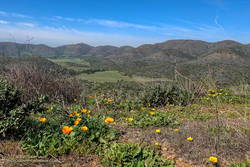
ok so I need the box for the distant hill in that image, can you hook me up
[1,40,250,84]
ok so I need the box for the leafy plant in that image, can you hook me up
[21,113,119,156]
[0,79,46,137]
[101,143,174,167]
[230,160,250,167]
[127,110,179,128]
[143,84,194,107]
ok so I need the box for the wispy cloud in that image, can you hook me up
[0,25,163,46]
[0,20,9,24]
[53,16,156,30]
[0,11,239,46]
[16,22,36,27]
[0,10,32,19]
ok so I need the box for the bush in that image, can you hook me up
[22,111,119,156]
[3,63,82,104]
[127,110,179,128]
[230,160,250,167]
[143,84,194,107]
[101,143,174,167]
[0,79,46,137]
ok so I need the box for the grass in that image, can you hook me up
[49,58,90,72]
[78,71,131,82]
[2,73,250,166]
[49,58,171,83]
[78,70,171,83]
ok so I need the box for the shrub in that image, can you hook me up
[127,110,179,128]
[230,160,250,167]
[143,84,194,107]
[0,79,46,137]
[21,112,119,156]
[3,63,82,104]
[101,143,174,167]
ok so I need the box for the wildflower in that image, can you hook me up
[187,137,193,141]
[151,108,156,111]
[107,97,113,102]
[76,118,82,122]
[74,118,82,126]
[209,156,218,164]
[149,112,156,115]
[154,142,160,146]
[81,126,89,131]
[39,117,47,123]
[155,129,161,133]
[147,104,151,107]
[74,120,80,126]
[174,128,180,132]
[68,114,73,117]
[105,97,113,104]
[80,109,88,113]
[62,126,73,134]
[104,117,114,123]
[208,89,220,97]
[126,117,134,122]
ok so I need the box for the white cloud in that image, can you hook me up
[16,22,36,27]
[53,16,156,30]
[0,20,9,24]
[0,25,163,46]
[0,10,32,19]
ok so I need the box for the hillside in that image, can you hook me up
[1,40,250,84]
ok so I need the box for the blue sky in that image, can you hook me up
[0,0,249,46]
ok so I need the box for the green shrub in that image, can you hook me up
[21,113,119,156]
[143,85,193,107]
[0,79,47,137]
[230,160,250,167]
[101,143,174,167]
[127,110,179,128]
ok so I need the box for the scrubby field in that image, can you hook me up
[1,75,250,167]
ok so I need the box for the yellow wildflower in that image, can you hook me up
[39,117,47,123]
[74,120,80,126]
[154,142,160,146]
[126,117,134,122]
[81,126,89,131]
[76,118,82,122]
[104,117,114,123]
[187,137,193,141]
[155,129,161,133]
[149,112,156,115]
[209,156,218,163]
[80,109,88,113]
[151,108,156,111]
[68,113,73,117]
[174,128,180,132]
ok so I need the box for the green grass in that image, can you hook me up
[49,58,90,72]
[49,58,171,83]
[78,71,171,83]
[78,71,131,82]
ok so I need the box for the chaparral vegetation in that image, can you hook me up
[0,54,249,167]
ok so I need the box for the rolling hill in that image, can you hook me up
[1,40,250,84]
